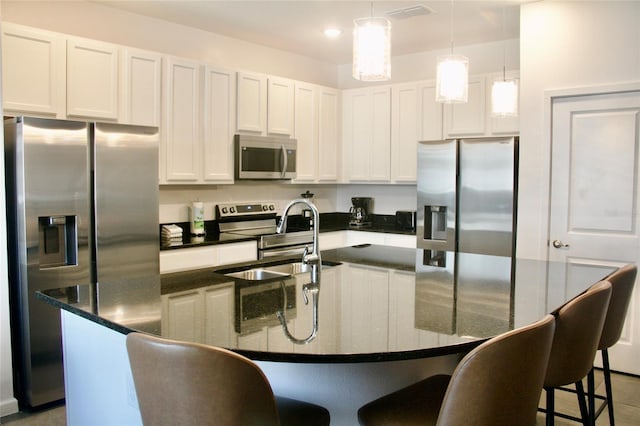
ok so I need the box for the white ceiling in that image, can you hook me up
[95,1,524,65]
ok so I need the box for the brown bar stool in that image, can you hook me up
[541,280,612,426]
[588,264,637,425]
[126,332,330,426]
[357,314,556,426]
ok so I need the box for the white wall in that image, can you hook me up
[517,1,640,260]
[336,184,417,215]
[338,38,519,89]
[0,0,338,87]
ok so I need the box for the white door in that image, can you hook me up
[548,88,640,374]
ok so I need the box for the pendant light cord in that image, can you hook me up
[449,0,454,54]
[502,5,506,81]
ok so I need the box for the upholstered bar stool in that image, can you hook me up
[588,264,637,425]
[126,333,330,426]
[541,280,612,426]
[357,314,556,426]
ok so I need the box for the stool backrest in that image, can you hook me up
[436,314,556,426]
[126,332,280,426]
[600,264,637,350]
[544,280,612,388]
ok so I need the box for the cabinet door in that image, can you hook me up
[370,87,391,181]
[340,264,389,352]
[162,57,200,182]
[419,80,443,141]
[161,290,204,343]
[318,87,340,182]
[391,84,419,182]
[203,284,235,347]
[267,77,294,135]
[293,82,318,182]
[444,75,486,137]
[236,71,267,133]
[202,66,236,183]
[1,23,66,117]
[66,37,119,120]
[120,48,162,127]
[343,89,372,181]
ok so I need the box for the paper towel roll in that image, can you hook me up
[190,202,205,236]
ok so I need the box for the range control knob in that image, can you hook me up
[262,205,269,211]
[221,207,228,214]
[230,207,236,214]
[269,204,275,211]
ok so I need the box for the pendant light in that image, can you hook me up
[352,3,391,81]
[436,0,468,103]
[491,6,518,117]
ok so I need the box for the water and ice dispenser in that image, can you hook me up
[38,215,78,268]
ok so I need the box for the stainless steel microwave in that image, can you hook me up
[235,134,297,180]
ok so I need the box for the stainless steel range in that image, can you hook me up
[216,202,313,259]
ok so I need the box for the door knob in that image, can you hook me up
[552,239,570,248]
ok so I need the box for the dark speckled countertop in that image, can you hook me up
[38,244,609,363]
[160,212,416,250]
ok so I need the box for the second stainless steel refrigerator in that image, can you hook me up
[4,117,160,408]
[416,137,518,338]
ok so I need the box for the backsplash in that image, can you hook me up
[159,182,417,223]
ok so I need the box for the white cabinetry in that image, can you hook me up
[318,87,340,182]
[342,86,391,182]
[161,56,200,183]
[202,284,235,347]
[159,240,257,274]
[444,72,519,138]
[119,48,162,127]
[293,82,318,182]
[202,66,236,183]
[66,37,119,120]
[236,72,294,136]
[340,264,389,352]
[161,289,204,342]
[1,23,66,117]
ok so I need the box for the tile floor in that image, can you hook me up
[1,371,639,425]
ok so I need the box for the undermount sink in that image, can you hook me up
[221,260,339,281]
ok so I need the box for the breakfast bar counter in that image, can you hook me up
[39,245,615,425]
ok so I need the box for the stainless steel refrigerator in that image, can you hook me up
[4,116,160,408]
[416,137,518,338]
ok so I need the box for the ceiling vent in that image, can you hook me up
[385,4,434,20]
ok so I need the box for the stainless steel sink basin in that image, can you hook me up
[220,260,339,281]
[224,269,290,281]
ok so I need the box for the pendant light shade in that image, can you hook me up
[491,78,518,117]
[435,54,469,103]
[352,17,391,81]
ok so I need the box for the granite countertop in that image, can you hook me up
[160,212,416,250]
[38,245,608,364]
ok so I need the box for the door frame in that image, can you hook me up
[542,81,640,261]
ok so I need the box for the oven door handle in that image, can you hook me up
[280,144,288,178]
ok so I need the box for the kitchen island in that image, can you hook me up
[39,245,613,425]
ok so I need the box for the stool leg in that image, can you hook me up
[545,387,555,426]
[602,349,615,426]
[575,380,589,426]
[587,368,596,426]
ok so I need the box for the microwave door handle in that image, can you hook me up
[280,144,288,178]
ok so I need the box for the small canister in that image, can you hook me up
[190,201,205,236]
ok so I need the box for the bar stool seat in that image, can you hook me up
[358,314,556,426]
[126,332,330,426]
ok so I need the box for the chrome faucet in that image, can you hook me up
[277,198,321,285]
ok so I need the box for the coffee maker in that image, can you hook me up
[349,197,373,227]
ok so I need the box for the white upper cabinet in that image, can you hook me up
[444,72,520,138]
[202,65,236,183]
[391,83,420,183]
[236,71,267,133]
[119,48,162,127]
[236,71,294,136]
[293,81,318,182]
[342,86,391,182]
[66,37,119,120]
[2,23,66,118]
[317,87,340,182]
[419,80,443,142]
[161,56,201,183]
[267,76,295,135]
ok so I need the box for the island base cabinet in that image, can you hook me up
[61,311,143,426]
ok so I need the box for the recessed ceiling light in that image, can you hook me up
[324,28,342,39]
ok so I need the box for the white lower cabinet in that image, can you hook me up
[339,264,389,353]
[202,283,235,347]
[159,241,257,274]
